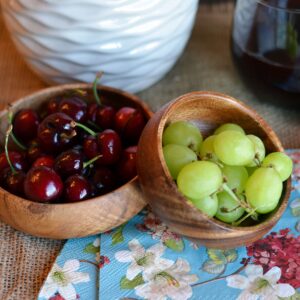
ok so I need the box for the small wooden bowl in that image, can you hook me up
[137,91,291,249]
[0,84,152,239]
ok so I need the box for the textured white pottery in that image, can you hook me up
[2,0,198,93]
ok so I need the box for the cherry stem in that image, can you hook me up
[7,109,27,151]
[5,125,17,175]
[72,121,96,137]
[93,71,104,106]
[73,89,87,97]
[10,133,27,151]
[87,120,102,131]
[83,154,102,169]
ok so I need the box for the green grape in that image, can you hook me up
[246,135,266,167]
[247,167,257,176]
[199,135,218,161]
[189,194,218,217]
[162,121,203,154]
[215,191,245,223]
[222,165,248,194]
[245,167,283,214]
[214,131,255,166]
[163,144,197,179]
[262,152,293,181]
[177,161,222,200]
[214,123,245,135]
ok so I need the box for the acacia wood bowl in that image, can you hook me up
[137,91,291,249]
[0,84,152,239]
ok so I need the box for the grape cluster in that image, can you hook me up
[162,121,292,225]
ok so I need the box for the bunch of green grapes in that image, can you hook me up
[162,121,292,225]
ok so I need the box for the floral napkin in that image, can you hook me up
[37,150,300,300]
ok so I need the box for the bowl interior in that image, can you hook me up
[156,91,289,230]
[0,83,151,145]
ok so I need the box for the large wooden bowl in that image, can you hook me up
[0,84,151,239]
[137,91,291,249]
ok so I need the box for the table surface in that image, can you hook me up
[1,2,300,299]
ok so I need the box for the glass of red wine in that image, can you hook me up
[232,0,300,93]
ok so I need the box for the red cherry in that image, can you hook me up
[114,107,145,144]
[0,151,27,171]
[58,97,87,122]
[96,106,116,129]
[116,146,137,183]
[32,155,55,168]
[114,107,135,132]
[64,174,91,202]
[46,97,60,115]
[24,166,63,202]
[90,167,116,195]
[27,139,44,163]
[38,113,76,154]
[3,169,26,196]
[83,136,99,159]
[96,129,122,165]
[0,167,9,185]
[86,103,98,123]
[76,127,91,145]
[54,149,83,178]
[13,109,39,144]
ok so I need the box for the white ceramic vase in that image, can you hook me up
[2,0,198,93]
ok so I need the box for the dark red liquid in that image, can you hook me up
[232,0,300,93]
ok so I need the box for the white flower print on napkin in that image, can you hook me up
[115,238,173,281]
[39,259,90,300]
[135,258,198,300]
[226,264,295,300]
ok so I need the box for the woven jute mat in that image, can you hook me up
[1,2,300,300]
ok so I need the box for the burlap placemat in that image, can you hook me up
[1,2,300,300]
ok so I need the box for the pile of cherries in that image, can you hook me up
[0,76,146,203]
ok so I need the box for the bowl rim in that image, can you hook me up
[156,90,290,232]
[0,83,152,208]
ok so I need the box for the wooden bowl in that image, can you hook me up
[0,84,152,239]
[137,91,291,249]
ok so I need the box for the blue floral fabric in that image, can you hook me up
[38,150,300,300]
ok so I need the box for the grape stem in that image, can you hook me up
[253,156,261,167]
[220,206,241,213]
[203,154,224,168]
[222,183,258,219]
[5,125,17,175]
[232,208,257,226]
[93,71,104,106]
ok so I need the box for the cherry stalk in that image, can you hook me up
[7,109,27,151]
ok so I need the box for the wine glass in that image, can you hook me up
[232,0,300,93]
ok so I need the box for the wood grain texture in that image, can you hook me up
[0,84,152,239]
[137,91,291,249]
